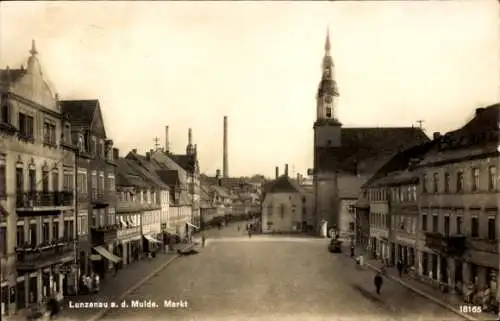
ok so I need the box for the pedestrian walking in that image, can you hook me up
[248,230,252,238]
[350,244,355,257]
[202,233,206,248]
[374,272,383,295]
[397,259,403,277]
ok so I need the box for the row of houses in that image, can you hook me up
[0,42,200,317]
[349,104,499,298]
[199,170,262,227]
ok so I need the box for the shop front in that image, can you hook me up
[142,234,162,257]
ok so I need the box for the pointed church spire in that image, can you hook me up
[30,39,38,56]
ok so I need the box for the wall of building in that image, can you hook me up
[339,199,356,239]
[315,174,339,230]
[142,210,162,235]
[262,192,303,233]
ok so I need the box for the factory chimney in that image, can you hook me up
[284,164,289,177]
[275,166,279,179]
[223,116,228,178]
[165,126,170,153]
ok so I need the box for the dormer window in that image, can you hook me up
[78,134,85,152]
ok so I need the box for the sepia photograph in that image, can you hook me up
[0,1,498,320]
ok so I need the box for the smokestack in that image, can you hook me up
[223,116,228,178]
[112,148,119,160]
[285,164,289,177]
[188,128,192,145]
[297,173,301,185]
[275,166,279,179]
[165,126,170,152]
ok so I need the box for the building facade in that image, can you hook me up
[61,99,120,282]
[261,166,305,233]
[0,42,76,316]
[416,105,499,296]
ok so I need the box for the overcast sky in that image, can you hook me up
[1,1,498,178]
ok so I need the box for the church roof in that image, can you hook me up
[0,68,26,84]
[316,127,430,174]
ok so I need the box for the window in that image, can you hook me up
[52,221,59,240]
[91,172,97,197]
[0,227,6,255]
[15,167,23,192]
[432,214,438,232]
[16,226,24,247]
[432,173,439,193]
[0,156,5,197]
[99,173,105,193]
[411,185,417,201]
[28,169,36,192]
[422,174,428,193]
[280,204,285,218]
[444,216,450,236]
[52,170,59,191]
[488,217,496,241]
[325,107,332,118]
[267,205,273,216]
[77,172,88,193]
[63,123,71,145]
[99,140,105,157]
[18,112,34,139]
[456,172,464,192]
[444,173,450,193]
[0,93,11,124]
[471,216,479,238]
[43,121,56,145]
[42,170,49,192]
[456,216,462,234]
[422,214,427,231]
[471,168,480,191]
[29,224,37,247]
[63,171,73,192]
[488,166,496,191]
[42,222,49,243]
[91,136,97,154]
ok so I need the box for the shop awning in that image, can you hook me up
[144,234,162,244]
[186,222,199,229]
[93,246,121,263]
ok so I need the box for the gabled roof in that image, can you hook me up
[168,154,196,173]
[115,158,152,189]
[60,100,99,130]
[363,140,437,188]
[317,127,430,174]
[419,104,499,167]
[156,170,181,187]
[124,153,169,189]
[266,175,304,194]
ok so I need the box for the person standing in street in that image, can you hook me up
[374,272,383,295]
[397,259,403,277]
[202,233,206,248]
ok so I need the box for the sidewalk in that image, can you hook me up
[3,243,196,321]
[341,244,496,321]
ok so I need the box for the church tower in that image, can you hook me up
[313,29,342,235]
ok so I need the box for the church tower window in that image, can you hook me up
[326,107,332,118]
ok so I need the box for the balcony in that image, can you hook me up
[91,192,110,209]
[15,239,75,271]
[425,232,466,256]
[91,224,118,246]
[16,191,73,216]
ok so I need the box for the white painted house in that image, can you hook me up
[262,169,306,233]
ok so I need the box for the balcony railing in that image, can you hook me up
[425,232,466,256]
[15,239,75,270]
[91,224,119,233]
[16,191,73,209]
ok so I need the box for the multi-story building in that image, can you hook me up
[361,141,435,266]
[60,99,120,282]
[417,105,499,295]
[311,31,429,236]
[200,172,233,227]
[261,165,306,233]
[0,41,76,316]
[115,153,165,265]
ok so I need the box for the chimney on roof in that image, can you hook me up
[113,148,119,160]
[284,164,289,177]
[476,108,485,116]
[216,169,221,179]
[132,149,137,154]
[297,173,302,185]
[165,126,170,153]
[433,132,441,141]
[146,152,151,160]
[275,166,279,179]
[223,116,228,178]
